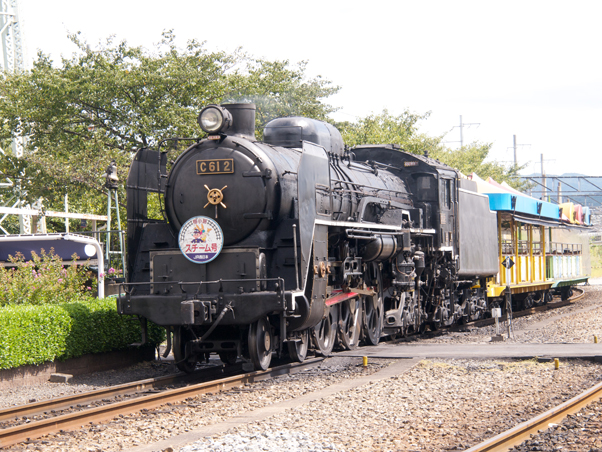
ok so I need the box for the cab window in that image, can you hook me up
[415,175,437,202]
[442,179,451,208]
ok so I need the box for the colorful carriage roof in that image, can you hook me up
[558,202,591,225]
[467,173,591,227]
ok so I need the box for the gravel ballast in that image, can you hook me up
[177,358,602,452]
[509,399,602,452]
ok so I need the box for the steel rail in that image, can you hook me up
[0,363,240,422]
[465,379,602,452]
[0,356,314,422]
[0,358,324,448]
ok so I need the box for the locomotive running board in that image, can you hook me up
[314,218,436,235]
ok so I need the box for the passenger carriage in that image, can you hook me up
[467,174,591,308]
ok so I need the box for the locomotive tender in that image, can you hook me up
[117,103,505,372]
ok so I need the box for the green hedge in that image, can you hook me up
[0,298,165,370]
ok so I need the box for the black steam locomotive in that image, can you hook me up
[118,103,499,371]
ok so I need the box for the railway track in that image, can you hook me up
[466,377,602,452]
[0,363,232,423]
[0,287,589,449]
[0,358,324,448]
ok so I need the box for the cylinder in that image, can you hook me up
[361,235,397,262]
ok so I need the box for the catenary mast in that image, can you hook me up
[0,0,24,76]
[1,0,24,157]
[0,0,31,233]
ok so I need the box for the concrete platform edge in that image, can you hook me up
[0,347,155,389]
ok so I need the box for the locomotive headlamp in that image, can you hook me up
[198,105,232,134]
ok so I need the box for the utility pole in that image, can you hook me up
[508,135,530,167]
[541,154,546,201]
[513,135,517,166]
[452,115,480,148]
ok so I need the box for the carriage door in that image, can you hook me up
[439,177,455,252]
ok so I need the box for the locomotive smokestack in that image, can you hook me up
[223,103,256,140]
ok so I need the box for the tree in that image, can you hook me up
[0,31,339,220]
[338,108,441,156]
[433,143,527,189]
[226,59,339,131]
[338,109,526,190]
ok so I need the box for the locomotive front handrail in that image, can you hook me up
[156,138,203,180]
[121,277,285,287]
[120,277,286,295]
[331,178,411,198]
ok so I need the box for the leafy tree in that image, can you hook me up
[339,109,444,157]
[433,143,527,189]
[226,59,339,131]
[339,110,527,190]
[0,31,339,220]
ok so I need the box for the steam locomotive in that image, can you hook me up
[117,103,501,372]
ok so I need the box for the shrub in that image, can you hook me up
[0,304,72,369]
[0,249,95,306]
[0,298,165,370]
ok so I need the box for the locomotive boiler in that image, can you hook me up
[118,103,499,372]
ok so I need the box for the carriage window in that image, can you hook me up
[415,175,437,202]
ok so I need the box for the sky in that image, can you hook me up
[15,0,602,176]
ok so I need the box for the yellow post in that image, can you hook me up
[498,214,504,284]
[529,225,534,283]
[595,336,599,344]
[541,226,546,281]
[512,218,518,284]
[554,358,560,370]
[363,356,368,367]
